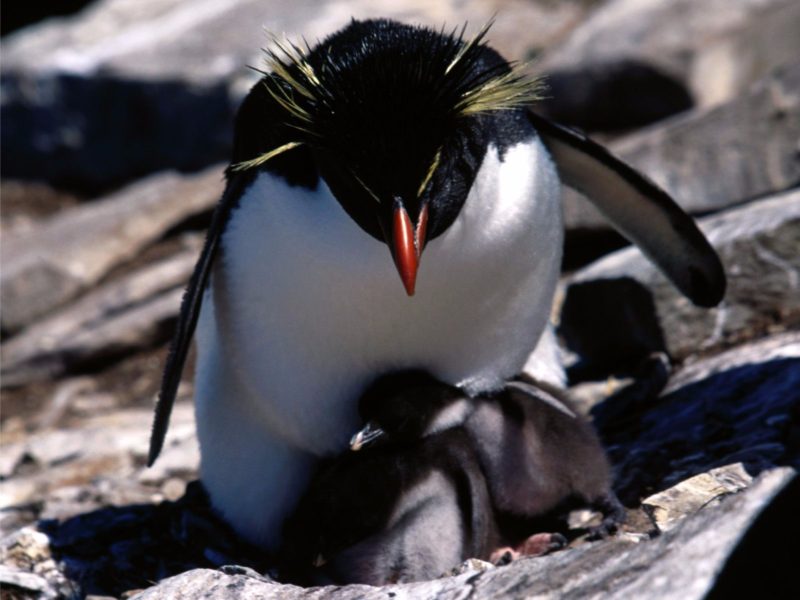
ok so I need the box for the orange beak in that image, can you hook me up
[392,201,428,296]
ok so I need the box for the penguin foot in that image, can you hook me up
[586,492,627,540]
[490,532,567,564]
[490,547,517,565]
[518,532,567,556]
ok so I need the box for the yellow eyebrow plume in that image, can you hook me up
[231,141,304,172]
[455,65,545,116]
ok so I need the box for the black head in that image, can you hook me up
[231,19,543,295]
[350,369,466,450]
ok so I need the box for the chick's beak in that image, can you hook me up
[350,421,385,451]
[391,200,428,296]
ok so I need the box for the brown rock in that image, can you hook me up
[0,167,221,333]
[538,0,795,105]
[643,463,753,531]
[1,237,201,386]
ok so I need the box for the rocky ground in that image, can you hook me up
[2,0,799,598]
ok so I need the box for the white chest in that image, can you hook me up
[199,139,562,454]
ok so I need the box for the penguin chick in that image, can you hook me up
[278,371,497,586]
[466,377,624,540]
[357,371,624,539]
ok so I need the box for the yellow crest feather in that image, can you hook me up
[231,141,303,172]
[234,22,545,173]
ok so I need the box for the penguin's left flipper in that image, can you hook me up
[528,111,726,308]
[147,173,249,466]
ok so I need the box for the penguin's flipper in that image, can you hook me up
[147,173,248,466]
[528,111,726,307]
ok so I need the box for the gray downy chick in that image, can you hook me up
[278,370,498,586]
[353,371,624,540]
[467,377,624,545]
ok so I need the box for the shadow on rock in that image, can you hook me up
[593,357,800,505]
[537,59,693,133]
[560,277,668,382]
[39,481,269,598]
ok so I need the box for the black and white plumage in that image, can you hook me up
[147,19,725,549]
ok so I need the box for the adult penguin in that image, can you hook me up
[148,19,724,548]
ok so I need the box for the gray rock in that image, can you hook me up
[562,61,800,232]
[0,403,197,525]
[563,190,800,365]
[607,469,794,599]
[593,332,800,504]
[0,73,236,194]
[1,287,184,388]
[538,0,795,110]
[688,1,800,108]
[642,463,753,531]
[1,0,584,190]
[0,564,50,593]
[610,62,800,214]
[11,479,272,598]
[0,166,221,333]
[663,330,800,394]
[2,335,796,598]
[1,0,579,84]
[1,236,201,387]
[537,58,693,133]
[0,0,271,190]
[535,0,792,130]
[129,469,794,599]
[0,528,77,599]
[3,0,298,86]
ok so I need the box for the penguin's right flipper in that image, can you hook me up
[147,173,249,466]
[528,111,726,308]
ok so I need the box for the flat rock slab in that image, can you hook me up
[688,1,800,108]
[562,189,800,367]
[0,166,222,333]
[1,0,579,84]
[537,1,800,130]
[562,61,800,232]
[1,237,201,387]
[642,463,754,531]
[537,0,794,106]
